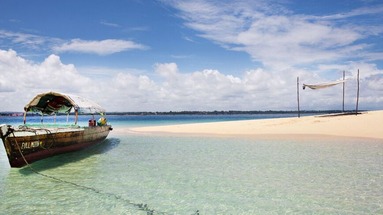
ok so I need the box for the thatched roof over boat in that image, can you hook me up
[24,91,106,115]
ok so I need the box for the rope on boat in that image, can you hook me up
[11,130,200,215]
[16,125,55,149]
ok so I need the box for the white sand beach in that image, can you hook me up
[128,110,383,139]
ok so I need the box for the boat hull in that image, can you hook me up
[1,125,112,168]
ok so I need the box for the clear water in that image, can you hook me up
[0,115,382,214]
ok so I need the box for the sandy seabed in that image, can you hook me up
[123,110,383,140]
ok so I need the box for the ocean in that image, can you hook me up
[0,114,382,214]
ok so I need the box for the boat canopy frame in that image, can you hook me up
[23,91,106,125]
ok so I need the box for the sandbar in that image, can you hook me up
[126,110,383,140]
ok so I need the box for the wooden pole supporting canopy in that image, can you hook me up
[356,69,360,115]
[297,76,300,118]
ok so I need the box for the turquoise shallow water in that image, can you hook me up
[1,115,382,214]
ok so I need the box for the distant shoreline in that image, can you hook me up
[0,110,362,116]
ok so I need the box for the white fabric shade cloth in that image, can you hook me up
[303,80,346,90]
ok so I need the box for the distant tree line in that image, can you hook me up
[0,109,361,116]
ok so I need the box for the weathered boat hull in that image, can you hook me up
[0,125,112,168]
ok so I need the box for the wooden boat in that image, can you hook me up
[0,92,112,168]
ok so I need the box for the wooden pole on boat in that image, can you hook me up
[342,70,345,112]
[23,111,27,124]
[297,76,300,118]
[75,109,78,125]
[355,69,360,115]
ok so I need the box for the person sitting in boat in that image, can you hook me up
[88,119,96,126]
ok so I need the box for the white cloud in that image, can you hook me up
[100,20,120,28]
[0,49,93,111]
[0,29,149,56]
[236,15,364,67]
[321,4,383,20]
[164,0,382,69]
[53,39,148,55]
[0,50,91,91]
[0,30,56,50]
[0,49,382,112]
[155,62,179,78]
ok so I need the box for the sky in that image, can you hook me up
[0,0,383,112]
